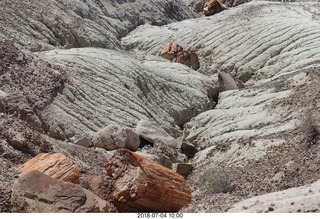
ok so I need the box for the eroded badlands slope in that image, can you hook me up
[123,1,320,81]
[40,48,217,141]
[0,0,196,51]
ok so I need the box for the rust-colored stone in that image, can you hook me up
[160,42,200,70]
[106,148,192,212]
[18,153,80,184]
[203,0,225,16]
[160,42,183,61]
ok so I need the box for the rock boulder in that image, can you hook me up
[176,136,198,158]
[135,119,177,148]
[12,170,114,212]
[135,119,189,165]
[91,124,140,151]
[173,163,194,179]
[217,72,240,92]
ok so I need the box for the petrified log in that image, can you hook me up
[106,149,192,212]
[18,153,80,184]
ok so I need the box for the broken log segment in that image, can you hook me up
[18,153,80,184]
[106,148,192,212]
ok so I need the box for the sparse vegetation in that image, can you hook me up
[26,200,47,213]
[197,167,233,194]
[11,193,48,212]
[11,193,28,212]
[274,80,285,92]
[300,108,320,145]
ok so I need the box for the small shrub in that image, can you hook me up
[300,108,320,145]
[197,167,233,194]
[11,193,49,212]
[11,193,28,212]
[274,81,285,92]
[26,200,47,213]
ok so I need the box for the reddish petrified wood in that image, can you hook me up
[203,0,225,16]
[18,153,80,184]
[106,148,192,212]
[160,42,184,60]
[160,42,200,70]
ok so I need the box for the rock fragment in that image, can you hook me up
[173,163,194,179]
[160,42,200,70]
[218,72,240,92]
[176,136,198,158]
[160,42,184,60]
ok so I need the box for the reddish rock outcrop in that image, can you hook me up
[160,42,200,70]
[18,153,80,184]
[11,170,113,212]
[160,42,184,60]
[203,0,225,16]
[106,148,192,212]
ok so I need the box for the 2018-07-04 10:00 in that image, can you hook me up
[137,213,183,218]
